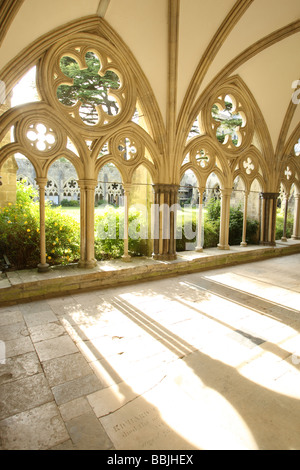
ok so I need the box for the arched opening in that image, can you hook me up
[0,154,39,270]
[177,169,198,253]
[204,172,223,249]
[130,163,154,257]
[45,159,80,267]
[277,182,295,241]
[94,163,124,260]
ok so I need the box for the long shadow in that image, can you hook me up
[182,276,300,324]
[61,302,199,450]
[172,292,300,373]
[110,295,300,450]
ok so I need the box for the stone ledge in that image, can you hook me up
[1,241,300,306]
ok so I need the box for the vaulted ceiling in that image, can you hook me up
[0,0,299,153]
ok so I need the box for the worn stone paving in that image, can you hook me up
[0,254,300,450]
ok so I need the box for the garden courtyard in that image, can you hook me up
[0,253,300,450]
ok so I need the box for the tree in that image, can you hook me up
[212,101,243,145]
[57,52,120,125]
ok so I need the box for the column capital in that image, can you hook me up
[122,183,131,193]
[220,188,232,197]
[152,183,179,194]
[35,177,48,188]
[260,192,279,200]
[77,179,97,190]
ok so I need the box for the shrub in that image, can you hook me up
[45,207,80,266]
[60,199,80,207]
[275,209,294,239]
[175,198,260,251]
[94,206,147,259]
[0,181,80,269]
[206,197,221,221]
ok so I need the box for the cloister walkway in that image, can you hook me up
[0,244,300,450]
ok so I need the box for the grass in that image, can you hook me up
[51,206,107,222]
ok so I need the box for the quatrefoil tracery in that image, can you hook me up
[243,157,255,175]
[15,116,65,158]
[26,123,56,152]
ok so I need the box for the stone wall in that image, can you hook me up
[0,99,17,208]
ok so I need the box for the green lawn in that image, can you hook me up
[50,206,107,222]
[51,205,203,224]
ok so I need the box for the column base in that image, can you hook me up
[292,236,300,240]
[121,254,132,263]
[259,241,276,246]
[37,263,50,273]
[217,244,230,250]
[152,253,177,261]
[78,259,97,269]
[281,237,288,242]
[195,246,203,252]
[240,241,247,247]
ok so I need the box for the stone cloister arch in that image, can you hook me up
[0,28,163,270]
[0,9,299,271]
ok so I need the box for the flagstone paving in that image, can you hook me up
[0,254,299,450]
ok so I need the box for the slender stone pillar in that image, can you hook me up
[240,190,249,247]
[152,184,178,260]
[281,193,289,242]
[218,188,231,250]
[122,184,131,262]
[259,192,279,246]
[78,179,97,268]
[292,193,300,240]
[36,177,49,273]
[195,188,205,252]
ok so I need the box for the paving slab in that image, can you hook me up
[0,402,69,450]
[0,253,299,450]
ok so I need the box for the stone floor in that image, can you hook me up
[0,253,300,450]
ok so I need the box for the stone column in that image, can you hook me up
[36,177,49,273]
[122,184,131,262]
[78,179,97,268]
[281,193,289,242]
[0,96,17,208]
[292,193,300,240]
[259,192,279,246]
[152,184,178,260]
[195,188,205,252]
[218,188,231,250]
[240,190,249,247]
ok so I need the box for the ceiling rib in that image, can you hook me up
[97,0,111,18]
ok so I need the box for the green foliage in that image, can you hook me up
[60,199,80,207]
[0,198,40,269]
[206,198,221,221]
[16,179,39,204]
[45,207,80,266]
[176,198,259,251]
[0,181,80,269]
[57,52,120,124]
[94,207,147,260]
[275,209,294,239]
[212,101,243,146]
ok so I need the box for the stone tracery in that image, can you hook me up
[0,12,299,270]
